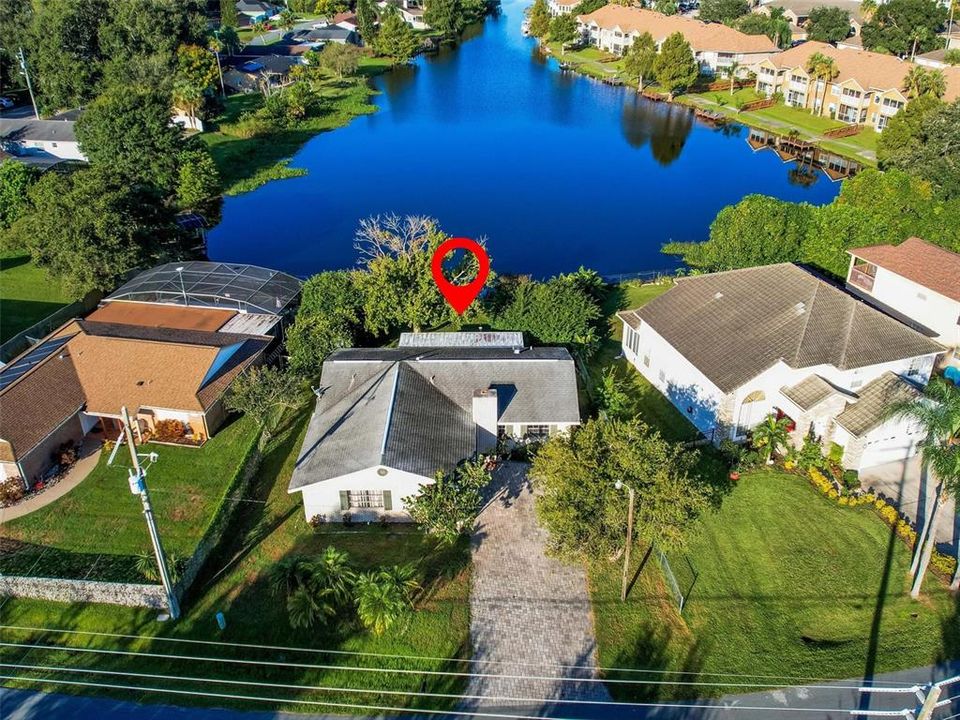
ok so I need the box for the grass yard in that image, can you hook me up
[0,416,260,581]
[590,469,960,700]
[585,280,699,442]
[202,73,379,196]
[0,252,73,344]
[0,404,472,714]
[750,103,845,134]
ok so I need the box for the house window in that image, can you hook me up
[348,490,384,509]
[525,424,550,439]
[643,354,650,367]
[658,369,666,382]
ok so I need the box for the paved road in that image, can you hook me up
[458,462,611,718]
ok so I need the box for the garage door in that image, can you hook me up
[858,436,918,470]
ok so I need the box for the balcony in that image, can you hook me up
[849,267,875,292]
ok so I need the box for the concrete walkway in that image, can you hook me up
[458,461,612,718]
[0,441,101,523]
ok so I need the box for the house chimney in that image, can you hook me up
[472,388,498,454]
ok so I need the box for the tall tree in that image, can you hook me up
[318,42,364,79]
[532,418,708,560]
[622,31,657,90]
[698,0,749,24]
[877,99,960,200]
[653,32,699,100]
[226,365,304,448]
[356,0,379,45]
[720,58,741,94]
[220,0,239,27]
[27,0,106,112]
[9,166,177,297]
[806,6,851,42]
[804,51,838,117]
[375,12,420,65]
[861,0,947,56]
[173,44,220,121]
[0,160,37,231]
[75,84,185,191]
[528,0,552,40]
[405,458,491,545]
[425,0,466,37]
[887,379,960,597]
[549,13,578,54]
[176,147,222,209]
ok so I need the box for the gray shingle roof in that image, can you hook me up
[781,375,840,411]
[835,372,920,438]
[0,118,77,144]
[618,264,944,394]
[289,344,579,491]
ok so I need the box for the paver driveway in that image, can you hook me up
[460,461,611,717]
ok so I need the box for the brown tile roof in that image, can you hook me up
[848,237,960,303]
[577,5,777,53]
[835,371,919,437]
[0,352,85,459]
[87,302,236,332]
[765,41,960,102]
[617,264,944,393]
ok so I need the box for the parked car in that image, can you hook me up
[0,97,14,109]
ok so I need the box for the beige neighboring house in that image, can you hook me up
[577,5,778,74]
[548,0,579,16]
[617,263,944,471]
[0,262,301,488]
[755,0,864,43]
[378,0,429,29]
[845,238,960,356]
[754,41,960,130]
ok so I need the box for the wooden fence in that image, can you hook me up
[823,123,863,138]
[740,98,776,112]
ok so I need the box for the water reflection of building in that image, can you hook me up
[746,128,861,182]
[620,96,693,167]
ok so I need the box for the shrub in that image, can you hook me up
[842,469,860,491]
[0,477,25,506]
[342,512,354,527]
[309,514,327,528]
[154,420,186,441]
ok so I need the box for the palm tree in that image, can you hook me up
[278,8,297,37]
[909,26,931,60]
[271,549,357,628]
[805,52,838,117]
[888,377,960,598]
[924,69,947,99]
[860,0,877,21]
[722,60,741,95]
[751,414,792,464]
[904,65,929,98]
[354,564,420,636]
[252,19,268,45]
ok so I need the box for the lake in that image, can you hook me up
[207,0,841,279]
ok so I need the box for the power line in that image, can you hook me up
[0,667,853,716]
[0,624,918,686]
[0,640,875,691]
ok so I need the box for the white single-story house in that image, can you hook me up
[845,237,960,356]
[288,332,581,522]
[235,0,279,22]
[617,263,944,471]
[0,118,86,164]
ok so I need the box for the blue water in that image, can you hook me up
[208,0,840,278]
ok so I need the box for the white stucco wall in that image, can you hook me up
[622,321,727,436]
[295,465,434,522]
[849,265,960,349]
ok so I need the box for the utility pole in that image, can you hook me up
[121,407,181,620]
[616,480,635,602]
[16,47,40,120]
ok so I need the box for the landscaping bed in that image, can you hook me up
[589,468,960,700]
[0,406,472,714]
[0,416,260,581]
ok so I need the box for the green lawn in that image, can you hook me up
[202,74,379,195]
[0,416,260,581]
[590,469,960,699]
[751,103,845,134]
[586,280,699,442]
[0,252,73,344]
[0,405,471,714]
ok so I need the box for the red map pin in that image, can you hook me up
[431,237,490,315]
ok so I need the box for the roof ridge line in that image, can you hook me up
[792,278,819,366]
[379,363,402,464]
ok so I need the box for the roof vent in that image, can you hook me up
[794,302,806,315]
[513,346,522,355]
[714,292,723,300]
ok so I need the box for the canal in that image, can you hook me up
[207,0,841,278]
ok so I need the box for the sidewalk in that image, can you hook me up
[0,441,101,523]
